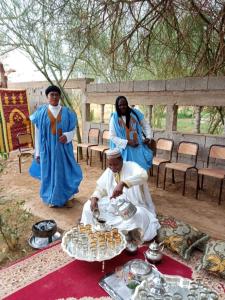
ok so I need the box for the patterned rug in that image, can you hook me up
[163,248,225,298]
[0,242,224,300]
[0,89,33,152]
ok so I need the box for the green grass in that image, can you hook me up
[153,118,220,134]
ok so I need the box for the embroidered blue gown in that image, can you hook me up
[110,108,152,170]
[29,105,82,206]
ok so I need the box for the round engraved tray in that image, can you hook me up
[132,275,219,300]
[61,224,127,262]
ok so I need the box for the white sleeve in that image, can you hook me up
[140,119,153,139]
[123,165,148,187]
[109,117,128,149]
[91,185,108,199]
[63,129,75,143]
[34,125,40,157]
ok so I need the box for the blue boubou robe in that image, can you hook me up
[110,108,153,170]
[29,105,82,206]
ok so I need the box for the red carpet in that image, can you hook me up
[3,246,192,300]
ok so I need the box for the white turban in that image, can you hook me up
[105,148,122,159]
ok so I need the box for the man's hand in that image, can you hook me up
[110,182,126,199]
[128,140,139,147]
[59,134,67,144]
[36,156,40,164]
[90,197,99,211]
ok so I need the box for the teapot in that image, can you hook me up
[92,208,110,231]
[111,197,137,220]
[145,240,164,264]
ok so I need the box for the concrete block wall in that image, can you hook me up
[86,76,225,93]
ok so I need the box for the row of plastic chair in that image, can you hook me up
[76,128,110,169]
[151,138,225,205]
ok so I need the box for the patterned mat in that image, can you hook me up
[163,248,225,298]
[0,242,224,299]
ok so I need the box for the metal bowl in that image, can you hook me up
[125,259,153,283]
[32,220,57,238]
[28,232,61,249]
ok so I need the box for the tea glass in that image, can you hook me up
[139,289,148,300]
[199,291,208,300]
[146,296,156,300]
[172,292,182,300]
[187,294,197,300]
[208,291,219,300]
[164,293,172,300]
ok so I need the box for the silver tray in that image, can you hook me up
[28,232,61,249]
[99,261,163,300]
[132,275,219,300]
[99,267,219,300]
[61,227,127,262]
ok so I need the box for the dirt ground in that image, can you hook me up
[0,150,225,267]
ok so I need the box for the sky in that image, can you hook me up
[3,50,45,82]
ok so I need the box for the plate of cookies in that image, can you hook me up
[61,223,127,262]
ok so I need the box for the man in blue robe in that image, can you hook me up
[29,85,83,208]
[109,96,153,170]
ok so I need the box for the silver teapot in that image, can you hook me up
[92,208,110,231]
[145,240,164,264]
[112,197,137,220]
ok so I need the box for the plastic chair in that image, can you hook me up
[17,133,34,173]
[196,144,225,204]
[151,138,174,187]
[76,128,100,164]
[89,130,110,169]
[163,141,199,196]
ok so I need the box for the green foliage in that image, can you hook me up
[152,105,166,129]
[0,151,8,173]
[201,107,224,135]
[178,108,193,119]
[0,201,32,251]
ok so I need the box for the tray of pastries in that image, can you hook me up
[61,224,127,262]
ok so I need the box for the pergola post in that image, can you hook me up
[224,114,225,136]
[100,104,105,123]
[194,106,202,134]
[166,104,178,131]
[147,105,153,127]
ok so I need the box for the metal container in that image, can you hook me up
[126,259,153,283]
[116,198,137,220]
[145,240,164,264]
[32,220,57,238]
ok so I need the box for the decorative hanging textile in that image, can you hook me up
[0,89,33,152]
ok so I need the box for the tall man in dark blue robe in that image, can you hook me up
[29,85,82,207]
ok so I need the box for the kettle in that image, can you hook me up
[145,240,164,264]
[112,197,137,220]
[92,208,110,231]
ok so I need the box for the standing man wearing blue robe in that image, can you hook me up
[29,85,83,208]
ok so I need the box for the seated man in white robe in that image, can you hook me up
[81,149,160,242]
